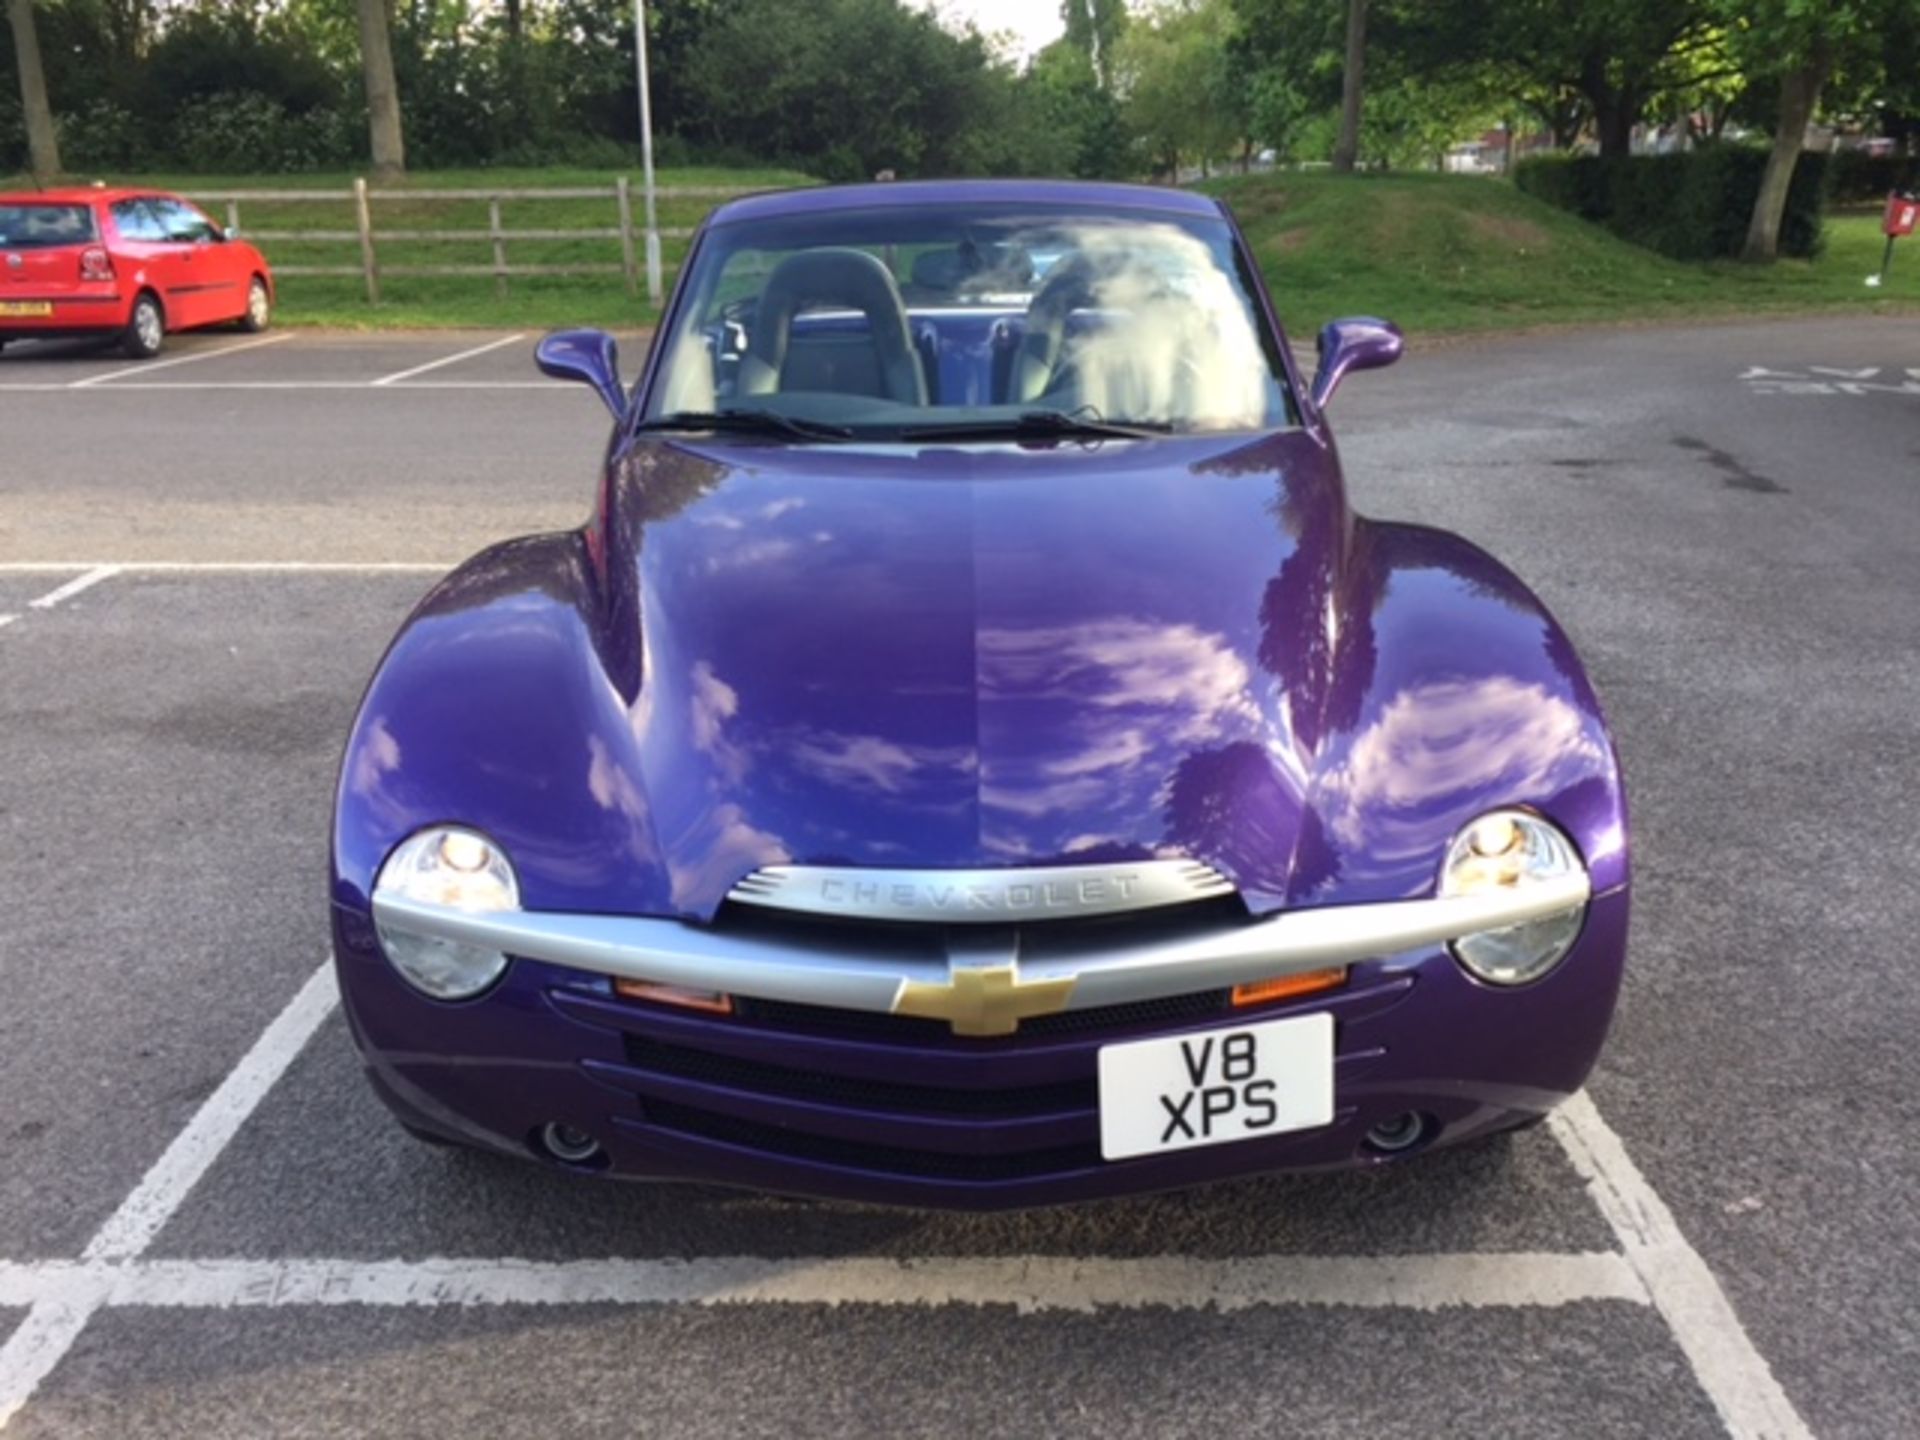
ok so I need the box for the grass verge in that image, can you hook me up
[1206,169,1920,337]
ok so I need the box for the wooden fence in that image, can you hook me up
[193,178,761,306]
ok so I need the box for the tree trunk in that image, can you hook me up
[356,0,407,182]
[5,0,61,180]
[1578,51,1639,160]
[1742,57,1826,262]
[1331,0,1367,173]
[1593,96,1634,159]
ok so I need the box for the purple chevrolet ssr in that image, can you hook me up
[331,179,1628,1209]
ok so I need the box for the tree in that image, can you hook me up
[1331,0,1367,171]
[1024,38,1133,177]
[1743,50,1828,260]
[1735,1,1893,261]
[1115,0,1243,178]
[1062,0,1129,91]
[5,0,59,178]
[1417,0,1721,159]
[671,0,1031,178]
[355,0,404,180]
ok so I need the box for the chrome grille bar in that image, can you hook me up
[372,870,1591,1027]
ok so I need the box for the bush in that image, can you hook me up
[165,91,356,173]
[1829,148,1920,203]
[58,99,152,172]
[1515,145,1828,260]
[1509,152,1608,220]
[489,134,637,170]
[0,97,22,173]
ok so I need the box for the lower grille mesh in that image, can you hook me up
[641,1100,1104,1181]
[623,1034,1094,1116]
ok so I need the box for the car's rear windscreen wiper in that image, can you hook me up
[901,410,1175,443]
[634,409,854,441]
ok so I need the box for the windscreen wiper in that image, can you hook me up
[634,409,854,441]
[901,410,1174,443]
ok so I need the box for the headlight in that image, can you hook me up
[373,827,519,999]
[1439,809,1586,985]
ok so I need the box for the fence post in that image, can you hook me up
[615,177,640,300]
[225,200,241,238]
[489,197,508,300]
[353,177,380,305]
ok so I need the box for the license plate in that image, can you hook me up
[0,302,53,317]
[1098,1012,1333,1161]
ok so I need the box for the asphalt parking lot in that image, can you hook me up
[1,315,1916,1438]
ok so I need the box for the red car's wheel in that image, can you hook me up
[238,275,271,334]
[121,292,165,359]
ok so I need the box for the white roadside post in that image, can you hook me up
[634,0,663,306]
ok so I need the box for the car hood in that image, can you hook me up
[592,431,1355,914]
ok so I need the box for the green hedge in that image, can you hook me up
[1828,149,1920,203]
[1514,146,1828,260]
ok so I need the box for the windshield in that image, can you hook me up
[643,201,1293,441]
[0,203,96,249]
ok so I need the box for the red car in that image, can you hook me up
[0,187,273,358]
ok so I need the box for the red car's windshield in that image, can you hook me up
[0,203,97,249]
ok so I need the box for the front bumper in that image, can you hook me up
[332,888,1628,1210]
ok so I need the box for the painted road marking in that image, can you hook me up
[0,960,338,1430]
[1740,364,1920,397]
[372,333,528,386]
[0,1253,1646,1315]
[68,332,295,389]
[26,565,121,610]
[0,614,17,630]
[82,963,339,1261]
[1551,1093,1812,1440]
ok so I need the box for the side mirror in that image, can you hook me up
[536,328,624,419]
[1310,317,1403,410]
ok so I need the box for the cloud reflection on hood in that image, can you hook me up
[978,616,1276,855]
[1313,674,1607,879]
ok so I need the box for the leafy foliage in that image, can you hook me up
[1515,146,1828,259]
[5,0,1914,213]
[1,0,1129,178]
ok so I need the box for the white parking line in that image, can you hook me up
[0,614,17,630]
[26,565,121,610]
[0,960,338,1430]
[68,332,295,389]
[1550,1094,1812,1440]
[84,963,340,1261]
[0,562,452,574]
[0,1251,1646,1315]
[372,333,526,386]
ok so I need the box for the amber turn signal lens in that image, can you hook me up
[1231,967,1347,1007]
[613,979,733,1014]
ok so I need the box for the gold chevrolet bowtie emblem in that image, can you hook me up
[894,964,1075,1036]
